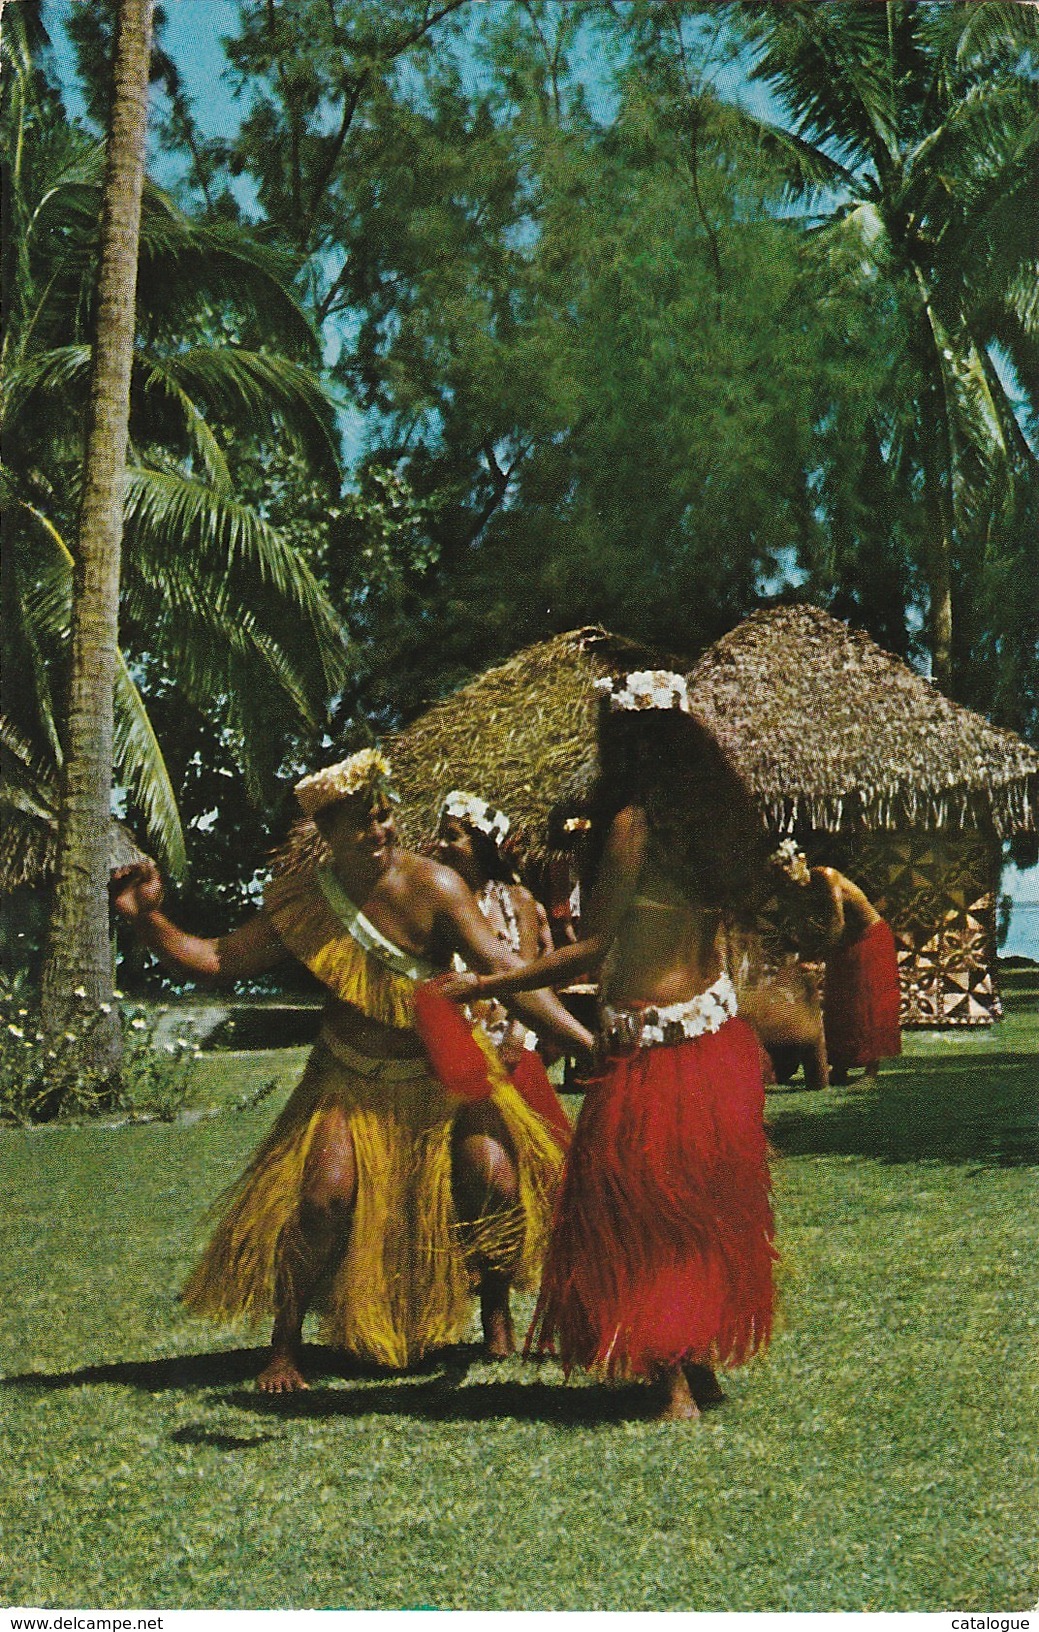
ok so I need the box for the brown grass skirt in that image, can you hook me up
[182,1034,564,1369]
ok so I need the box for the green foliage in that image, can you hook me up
[0,974,200,1124]
[733,0,1039,694]
[1,6,349,887]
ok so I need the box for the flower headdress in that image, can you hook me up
[439,789,510,846]
[594,669,691,714]
[769,837,811,887]
[294,748,397,817]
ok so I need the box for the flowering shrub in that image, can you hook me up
[0,975,201,1124]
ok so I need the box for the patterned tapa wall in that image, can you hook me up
[814,832,1002,1027]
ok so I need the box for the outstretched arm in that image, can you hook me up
[432,870,594,1053]
[446,806,646,1001]
[110,862,287,987]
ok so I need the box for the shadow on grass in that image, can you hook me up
[0,1342,662,1426]
[768,1053,1039,1169]
[227,1369,657,1428]
[0,1341,660,1427]
[0,1342,467,1395]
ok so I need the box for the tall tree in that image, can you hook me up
[729,0,1039,692]
[39,0,155,1068]
[1,8,348,911]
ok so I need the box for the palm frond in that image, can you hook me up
[154,347,341,484]
[4,506,65,765]
[134,357,233,493]
[737,111,863,204]
[12,506,187,872]
[112,655,187,878]
[740,2,901,177]
[2,344,92,427]
[948,1,1039,75]
[136,201,320,359]
[122,467,350,694]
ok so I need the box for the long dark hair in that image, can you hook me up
[584,703,767,912]
[467,824,520,886]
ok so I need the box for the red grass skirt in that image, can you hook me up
[527,1016,776,1379]
[823,919,902,1071]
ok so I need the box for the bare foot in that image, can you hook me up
[656,1365,701,1421]
[481,1300,516,1361]
[257,1350,309,1392]
[684,1362,726,1409]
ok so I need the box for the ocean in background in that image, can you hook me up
[1003,863,1039,964]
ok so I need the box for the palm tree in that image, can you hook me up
[34,0,155,1064]
[731,0,1039,691]
[1,7,349,899]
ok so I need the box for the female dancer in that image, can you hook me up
[436,789,571,1146]
[444,671,776,1420]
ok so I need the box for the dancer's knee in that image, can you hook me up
[301,1111,357,1225]
[454,1132,519,1211]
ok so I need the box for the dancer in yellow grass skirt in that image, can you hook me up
[111,749,593,1391]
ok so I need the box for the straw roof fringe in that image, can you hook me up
[686,606,1038,841]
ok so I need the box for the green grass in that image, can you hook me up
[2,989,1037,1611]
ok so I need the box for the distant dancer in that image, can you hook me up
[445,670,775,1421]
[436,788,571,1147]
[817,866,902,1085]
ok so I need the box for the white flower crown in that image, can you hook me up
[294,748,395,817]
[440,789,510,845]
[770,837,811,886]
[594,669,691,714]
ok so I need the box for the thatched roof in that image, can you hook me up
[272,626,689,874]
[274,606,1038,877]
[687,604,1039,837]
[387,626,678,859]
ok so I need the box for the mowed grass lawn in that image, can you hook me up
[2,972,1037,1612]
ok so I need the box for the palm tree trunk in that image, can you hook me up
[923,385,956,695]
[40,0,154,1085]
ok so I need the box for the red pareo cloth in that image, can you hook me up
[509,1048,572,1150]
[823,918,902,1072]
[527,1016,776,1379]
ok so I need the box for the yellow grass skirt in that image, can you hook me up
[182,1031,565,1368]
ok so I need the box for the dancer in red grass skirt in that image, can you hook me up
[445,668,775,1420]
[435,788,572,1151]
[817,867,902,1085]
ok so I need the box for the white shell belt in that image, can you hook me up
[600,972,738,1052]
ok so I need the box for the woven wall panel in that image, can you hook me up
[838,834,1001,1027]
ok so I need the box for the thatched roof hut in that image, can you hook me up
[686,604,1038,839]
[386,626,680,859]
[277,606,1036,1028]
[686,605,1039,1027]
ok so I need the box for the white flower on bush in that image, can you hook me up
[73,985,87,999]
[7,1024,24,1039]
[130,1017,148,1031]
